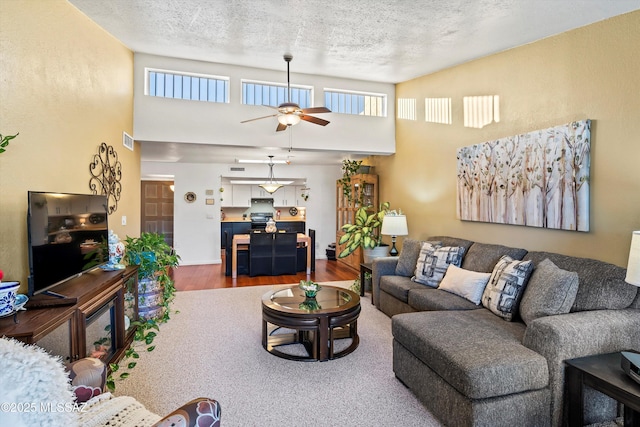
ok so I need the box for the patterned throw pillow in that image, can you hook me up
[395,239,441,277]
[412,242,466,288]
[482,255,534,321]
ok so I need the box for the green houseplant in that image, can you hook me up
[104,233,180,391]
[0,132,19,154]
[338,201,391,261]
[124,232,180,322]
[338,159,363,205]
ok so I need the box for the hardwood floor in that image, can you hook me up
[173,257,360,291]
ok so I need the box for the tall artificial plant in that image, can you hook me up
[338,202,391,258]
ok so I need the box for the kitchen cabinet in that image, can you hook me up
[221,184,251,208]
[220,221,252,249]
[273,186,297,207]
[251,185,273,199]
[276,221,305,233]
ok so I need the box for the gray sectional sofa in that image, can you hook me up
[372,236,640,427]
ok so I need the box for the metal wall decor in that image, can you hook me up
[89,142,122,214]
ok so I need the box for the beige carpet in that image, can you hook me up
[114,282,442,426]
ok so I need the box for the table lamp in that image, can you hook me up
[381,215,408,256]
[625,230,640,287]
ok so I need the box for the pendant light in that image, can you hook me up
[259,155,283,194]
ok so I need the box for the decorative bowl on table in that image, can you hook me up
[0,281,21,316]
[299,280,321,298]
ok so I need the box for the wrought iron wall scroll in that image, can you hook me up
[89,142,122,214]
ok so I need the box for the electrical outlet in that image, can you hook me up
[121,215,127,225]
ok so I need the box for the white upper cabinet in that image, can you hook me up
[273,186,297,207]
[221,184,251,207]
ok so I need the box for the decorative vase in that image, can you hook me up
[0,281,20,316]
[299,280,321,298]
[363,245,390,264]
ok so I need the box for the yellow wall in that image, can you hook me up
[373,10,640,267]
[0,0,139,292]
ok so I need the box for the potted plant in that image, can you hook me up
[338,159,362,205]
[338,201,392,263]
[124,232,180,322]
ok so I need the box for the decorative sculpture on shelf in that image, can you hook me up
[89,142,122,214]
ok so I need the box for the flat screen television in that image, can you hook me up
[27,191,109,297]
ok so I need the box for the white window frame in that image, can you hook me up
[324,88,387,117]
[144,67,230,103]
[240,79,314,107]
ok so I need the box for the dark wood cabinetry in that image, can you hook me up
[336,173,378,271]
[0,266,138,366]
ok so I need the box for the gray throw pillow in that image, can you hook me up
[395,239,441,276]
[482,255,534,321]
[519,258,579,325]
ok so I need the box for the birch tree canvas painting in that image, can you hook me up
[456,120,591,231]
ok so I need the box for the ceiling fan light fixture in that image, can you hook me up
[277,114,301,126]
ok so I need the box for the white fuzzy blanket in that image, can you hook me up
[0,337,77,427]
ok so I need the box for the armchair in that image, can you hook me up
[0,337,220,427]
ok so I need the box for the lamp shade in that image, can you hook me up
[259,155,283,194]
[625,230,640,287]
[381,215,408,236]
[259,182,283,194]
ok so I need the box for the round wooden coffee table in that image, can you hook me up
[262,285,361,361]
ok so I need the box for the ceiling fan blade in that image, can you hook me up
[276,122,288,132]
[301,107,331,114]
[300,115,330,126]
[241,113,278,123]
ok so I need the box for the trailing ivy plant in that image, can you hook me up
[338,159,362,205]
[0,132,19,154]
[105,318,160,391]
[104,232,180,391]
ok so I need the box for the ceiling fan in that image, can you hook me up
[241,54,331,132]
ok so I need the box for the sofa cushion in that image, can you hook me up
[395,239,440,277]
[462,242,528,273]
[427,236,475,253]
[408,287,481,311]
[523,251,636,311]
[380,275,425,303]
[482,255,534,321]
[519,258,579,324]
[412,242,466,287]
[392,309,548,399]
[438,264,491,305]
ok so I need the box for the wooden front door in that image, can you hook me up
[141,181,174,246]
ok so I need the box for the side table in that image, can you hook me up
[360,262,372,303]
[565,351,640,427]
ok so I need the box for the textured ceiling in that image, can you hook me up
[67,0,639,166]
[69,0,639,83]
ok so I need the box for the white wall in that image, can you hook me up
[133,53,396,155]
[142,161,342,265]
